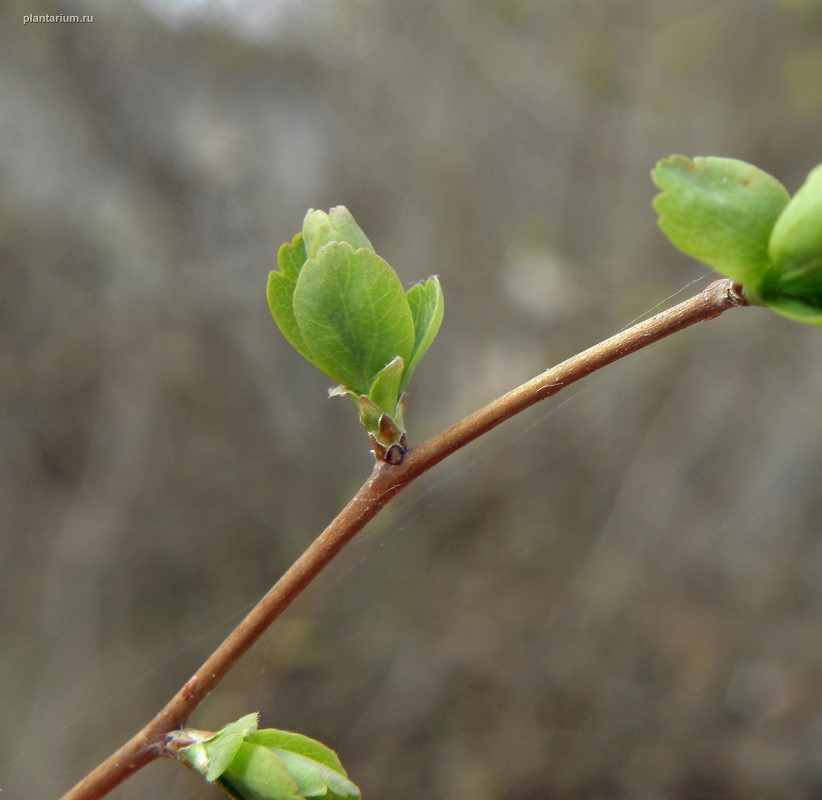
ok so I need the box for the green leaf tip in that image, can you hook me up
[174,715,361,800]
[268,207,444,460]
[652,155,822,325]
[303,206,374,258]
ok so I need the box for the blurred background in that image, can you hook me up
[3,0,822,797]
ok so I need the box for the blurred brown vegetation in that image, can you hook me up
[3,0,822,798]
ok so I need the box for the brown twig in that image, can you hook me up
[59,279,745,800]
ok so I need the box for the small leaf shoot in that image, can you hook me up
[652,155,822,324]
[268,207,444,460]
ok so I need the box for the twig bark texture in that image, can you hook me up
[60,279,746,800]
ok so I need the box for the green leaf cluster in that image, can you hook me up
[652,155,822,324]
[268,207,444,462]
[176,713,361,800]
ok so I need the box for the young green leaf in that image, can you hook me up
[174,713,260,783]
[267,234,312,362]
[246,729,359,800]
[652,155,790,296]
[764,163,822,324]
[303,206,374,258]
[217,741,302,800]
[404,277,445,390]
[291,243,415,396]
[274,750,361,799]
[756,294,822,325]
[245,729,348,775]
[203,713,260,782]
[367,355,405,417]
